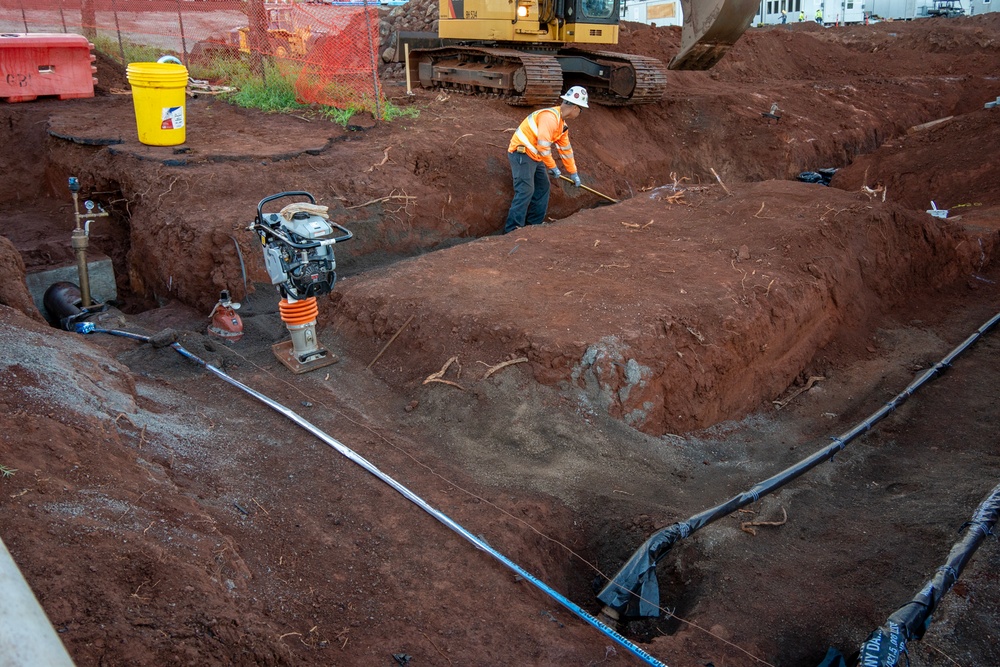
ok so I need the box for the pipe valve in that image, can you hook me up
[67,176,108,307]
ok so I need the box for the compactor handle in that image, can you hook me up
[328,222,353,245]
[256,191,317,224]
[248,190,353,248]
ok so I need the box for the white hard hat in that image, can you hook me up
[560,86,589,109]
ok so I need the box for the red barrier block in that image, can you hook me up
[1,33,98,103]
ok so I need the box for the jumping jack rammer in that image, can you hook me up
[249,191,352,374]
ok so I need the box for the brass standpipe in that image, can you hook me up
[68,176,108,307]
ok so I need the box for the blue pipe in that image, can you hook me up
[76,324,668,667]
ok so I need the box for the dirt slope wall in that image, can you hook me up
[2,15,1000,667]
[6,14,999,317]
[329,180,997,435]
[832,107,1000,214]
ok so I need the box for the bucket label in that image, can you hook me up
[160,106,185,130]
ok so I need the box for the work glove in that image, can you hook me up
[570,172,582,187]
[547,167,561,179]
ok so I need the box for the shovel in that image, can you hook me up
[559,175,619,204]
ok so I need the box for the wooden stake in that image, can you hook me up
[367,314,414,370]
[404,43,413,96]
[710,167,732,197]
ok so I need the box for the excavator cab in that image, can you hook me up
[580,0,616,19]
[393,0,758,105]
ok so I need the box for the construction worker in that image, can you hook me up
[815,7,823,21]
[798,10,805,20]
[503,86,588,234]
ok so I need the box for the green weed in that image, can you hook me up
[188,55,256,85]
[318,106,356,125]
[0,464,16,478]
[382,100,419,122]
[316,101,418,127]
[95,39,420,125]
[222,62,309,113]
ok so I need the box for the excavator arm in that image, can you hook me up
[670,0,759,70]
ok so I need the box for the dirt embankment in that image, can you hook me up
[329,178,997,435]
[3,16,994,317]
[2,16,999,434]
[2,16,1000,667]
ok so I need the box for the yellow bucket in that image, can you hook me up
[125,62,188,146]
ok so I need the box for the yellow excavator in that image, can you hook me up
[190,2,314,62]
[390,0,759,105]
[234,3,314,59]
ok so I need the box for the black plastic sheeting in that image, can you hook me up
[816,647,848,667]
[595,434,862,616]
[797,168,838,186]
[822,481,1000,667]
[596,310,1000,618]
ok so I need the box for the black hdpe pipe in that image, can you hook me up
[73,324,670,667]
[43,281,106,330]
[597,310,1000,619]
[821,481,1000,667]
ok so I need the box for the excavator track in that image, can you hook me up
[408,46,563,106]
[574,50,669,106]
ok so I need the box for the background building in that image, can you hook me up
[623,0,995,27]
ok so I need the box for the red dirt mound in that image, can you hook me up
[2,14,1000,667]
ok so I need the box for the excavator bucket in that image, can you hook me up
[669,0,758,70]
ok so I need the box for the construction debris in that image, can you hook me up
[740,507,788,536]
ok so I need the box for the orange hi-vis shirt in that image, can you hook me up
[508,107,578,174]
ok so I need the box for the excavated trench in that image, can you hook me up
[7,82,997,641]
[3,51,999,437]
[3,18,1000,667]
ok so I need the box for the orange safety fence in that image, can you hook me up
[0,0,384,117]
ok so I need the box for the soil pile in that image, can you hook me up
[2,15,1000,667]
[832,108,1000,214]
[330,179,996,435]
